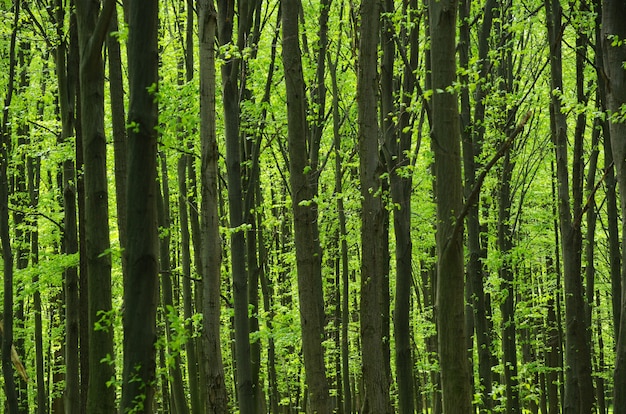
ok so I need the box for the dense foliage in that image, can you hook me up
[0,0,624,412]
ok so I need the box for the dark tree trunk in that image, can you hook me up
[429,0,473,411]
[330,38,352,414]
[545,0,595,411]
[380,0,416,411]
[180,3,202,412]
[54,0,80,410]
[157,155,190,414]
[358,0,392,412]
[601,1,626,412]
[197,1,229,411]
[216,0,255,408]
[594,0,621,340]
[120,0,159,411]
[75,0,116,412]
[459,0,497,409]
[28,155,46,414]
[0,1,21,412]
[281,1,332,412]
[107,6,128,279]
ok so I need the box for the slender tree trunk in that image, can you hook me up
[157,155,190,414]
[601,1,626,412]
[179,3,202,412]
[594,0,621,339]
[281,1,332,412]
[28,155,46,414]
[429,0,473,411]
[380,0,416,411]
[107,6,128,279]
[358,0,392,411]
[197,1,229,411]
[545,0,594,412]
[498,150,520,414]
[13,44,30,414]
[55,0,80,410]
[120,0,159,411]
[0,2,21,412]
[460,0,497,409]
[75,1,117,411]
[216,0,255,408]
[330,40,352,414]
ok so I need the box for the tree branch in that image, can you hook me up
[573,161,614,229]
[8,206,64,233]
[450,111,532,243]
[84,0,117,66]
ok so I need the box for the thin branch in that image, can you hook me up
[450,111,532,244]
[7,206,64,232]
[573,161,614,230]
[27,120,60,138]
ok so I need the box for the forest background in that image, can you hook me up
[0,0,626,413]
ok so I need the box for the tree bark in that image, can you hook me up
[601,1,626,412]
[358,0,392,411]
[429,0,473,411]
[197,1,229,411]
[380,0,416,411]
[545,0,595,412]
[216,0,255,408]
[75,0,117,411]
[281,1,332,412]
[107,6,128,279]
[54,1,80,410]
[157,155,190,414]
[0,3,21,413]
[330,38,352,414]
[120,0,159,411]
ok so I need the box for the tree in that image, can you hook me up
[429,0,473,411]
[197,0,229,411]
[74,0,116,411]
[545,0,595,411]
[358,0,392,411]
[0,1,21,412]
[281,0,332,411]
[601,1,626,412]
[120,0,159,411]
[216,0,256,408]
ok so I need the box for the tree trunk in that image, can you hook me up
[120,0,159,411]
[545,0,594,412]
[28,155,46,414]
[55,1,80,410]
[281,2,332,412]
[197,1,229,411]
[358,0,392,412]
[330,40,352,414]
[216,0,255,408]
[1,2,21,412]
[157,155,190,414]
[75,1,116,411]
[601,1,626,412]
[429,0,473,411]
[459,0,497,409]
[380,0,416,411]
[107,6,128,279]
[179,4,202,412]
